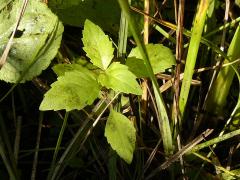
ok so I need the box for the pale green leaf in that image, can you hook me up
[105,109,136,164]
[48,0,120,33]
[98,62,142,95]
[127,43,176,76]
[40,70,100,111]
[0,0,63,83]
[82,19,114,70]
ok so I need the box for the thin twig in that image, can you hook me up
[14,116,22,165]
[160,58,240,93]
[146,129,213,179]
[141,0,150,119]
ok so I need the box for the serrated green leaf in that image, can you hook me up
[105,109,136,164]
[40,70,100,111]
[82,19,114,70]
[0,0,63,83]
[127,43,176,76]
[98,62,142,95]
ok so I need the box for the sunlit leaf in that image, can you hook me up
[40,70,100,111]
[82,19,114,70]
[98,62,142,95]
[127,43,176,77]
[105,109,136,164]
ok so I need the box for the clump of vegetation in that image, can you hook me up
[0,0,240,179]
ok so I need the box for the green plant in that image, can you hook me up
[40,18,175,164]
[1,0,240,179]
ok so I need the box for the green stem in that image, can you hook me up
[117,0,173,155]
[190,128,240,153]
[47,112,69,180]
[205,25,240,115]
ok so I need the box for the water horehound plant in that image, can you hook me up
[40,19,175,163]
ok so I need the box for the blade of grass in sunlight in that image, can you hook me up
[179,0,212,121]
[117,0,173,155]
[190,128,240,153]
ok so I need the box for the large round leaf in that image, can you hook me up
[0,0,63,83]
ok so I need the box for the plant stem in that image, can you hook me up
[204,25,240,115]
[47,112,69,180]
[117,0,173,155]
[190,128,240,153]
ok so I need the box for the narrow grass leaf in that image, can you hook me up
[205,24,240,115]
[190,128,240,152]
[117,0,173,155]
[179,0,212,119]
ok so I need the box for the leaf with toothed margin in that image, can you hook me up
[39,69,100,112]
[105,109,136,164]
[82,19,114,70]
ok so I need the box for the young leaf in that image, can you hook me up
[127,43,176,75]
[40,70,100,111]
[105,109,136,164]
[0,0,63,83]
[98,62,142,95]
[82,19,114,70]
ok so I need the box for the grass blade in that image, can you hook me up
[205,24,240,115]
[47,112,69,180]
[179,0,212,120]
[117,0,173,155]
